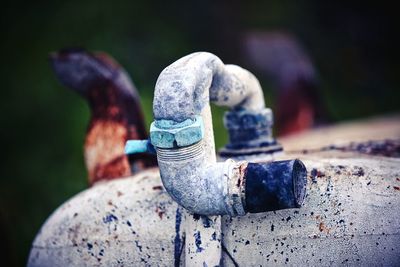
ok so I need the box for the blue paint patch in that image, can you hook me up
[224,109,272,130]
[124,139,155,154]
[211,232,217,241]
[103,214,118,223]
[245,160,307,213]
[174,207,184,267]
[220,108,284,156]
[194,231,204,253]
[201,216,212,228]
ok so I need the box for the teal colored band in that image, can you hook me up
[125,139,155,154]
[150,116,204,148]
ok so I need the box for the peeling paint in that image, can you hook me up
[194,231,204,253]
[174,207,184,267]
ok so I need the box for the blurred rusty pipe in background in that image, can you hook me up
[50,49,157,185]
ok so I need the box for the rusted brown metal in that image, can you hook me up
[50,49,157,185]
[243,32,329,136]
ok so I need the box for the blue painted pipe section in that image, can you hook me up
[245,159,307,213]
[224,109,273,147]
[220,108,283,158]
[125,139,156,155]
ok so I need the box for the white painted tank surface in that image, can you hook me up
[28,115,400,266]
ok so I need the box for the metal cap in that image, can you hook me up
[244,159,307,213]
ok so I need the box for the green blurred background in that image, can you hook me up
[1,1,398,266]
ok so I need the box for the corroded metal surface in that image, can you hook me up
[50,49,157,185]
[28,141,400,266]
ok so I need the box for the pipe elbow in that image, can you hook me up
[157,148,245,216]
[157,140,307,216]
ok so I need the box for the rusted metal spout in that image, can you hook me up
[244,159,307,213]
[50,48,157,184]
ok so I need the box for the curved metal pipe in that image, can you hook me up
[152,52,306,216]
[50,48,157,185]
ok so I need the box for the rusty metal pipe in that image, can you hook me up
[50,49,157,184]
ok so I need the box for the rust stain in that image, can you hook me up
[318,222,330,233]
[155,206,165,219]
[311,168,325,183]
[152,185,163,191]
[86,120,131,185]
[51,49,158,186]
[315,214,331,234]
[91,154,131,185]
[237,162,248,188]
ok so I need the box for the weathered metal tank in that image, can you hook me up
[28,52,400,266]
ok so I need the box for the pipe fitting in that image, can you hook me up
[157,144,248,216]
[223,108,274,147]
[245,159,307,213]
[150,116,204,148]
[220,108,283,157]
